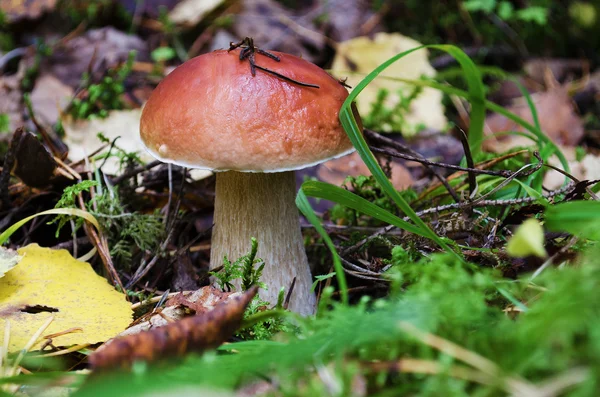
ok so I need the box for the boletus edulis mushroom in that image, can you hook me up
[139,38,358,315]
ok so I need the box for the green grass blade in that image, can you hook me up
[0,208,101,246]
[296,190,348,305]
[545,201,600,240]
[334,72,569,173]
[338,45,489,260]
[431,45,486,155]
[301,181,426,237]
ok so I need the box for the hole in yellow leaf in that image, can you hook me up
[20,305,59,314]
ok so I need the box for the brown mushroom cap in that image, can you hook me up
[140,49,354,172]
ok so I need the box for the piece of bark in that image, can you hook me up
[89,286,257,371]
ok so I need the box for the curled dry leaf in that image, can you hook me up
[89,286,258,371]
[0,244,132,352]
[10,128,57,188]
[45,27,149,88]
[234,0,325,63]
[29,74,74,127]
[121,286,241,338]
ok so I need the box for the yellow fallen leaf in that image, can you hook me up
[0,244,132,352]
[0,247,22,278]
[331,32,447,136]
[506,219,548,258]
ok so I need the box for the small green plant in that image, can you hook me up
[91,187,164,267]
[0,10,14,52]
[211,237,266,292]
[52,180,99,236]
[238,292,295,340]
[151,47,176,63]
[69,51,135,120]
[96,132,144,172]
[364,85,425,134]
[0,114,10,133]
[211,238,292,340]
[52,179,163,268]
[463,0,549,25]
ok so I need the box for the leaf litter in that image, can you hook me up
[1,1,600,395]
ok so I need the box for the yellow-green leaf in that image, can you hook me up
[506,219,548,258]
[331,32,447,136]
[0,244,132,352]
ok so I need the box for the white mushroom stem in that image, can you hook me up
[210,171,316,315]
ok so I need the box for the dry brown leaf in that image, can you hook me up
[117,0,181,17]
[234,0,324,63]
[524,58,586,84]
[331,33,447,136]
[0,0,56,23]
[317,152,414,190]
[320,0,377,42]
[171,255,201,291]
[10,129,57,188]
[45,27,149,88]
[30,74,74,127]
[484,87,584,152]
[0,65,25,133]
[89,286,257,371]
[120,286,240,338]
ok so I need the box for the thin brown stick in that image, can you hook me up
[365,129,463,203]
[457,128,477,198]
[111,160,162,185]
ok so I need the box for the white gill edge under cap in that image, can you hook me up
[142,143,357,173]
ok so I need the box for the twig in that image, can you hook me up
[229,37,320,88]
[530,235,578,280]
[127,169,185,288]
[340,182,573,258]
[457,128,477,199]
[365,129,462,202]
[340,257,380,276]
[410,181,573,219]
[340,225,396,256]
[365,129,511,177]
[368,147,510,178]
[111,160,161,185]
